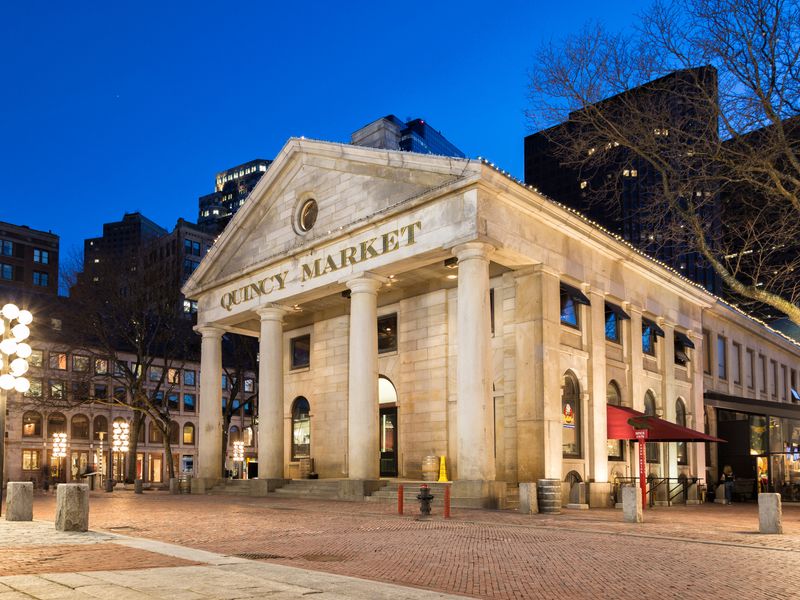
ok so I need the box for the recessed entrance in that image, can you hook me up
[380,407,398,477]
[379,375,398,477]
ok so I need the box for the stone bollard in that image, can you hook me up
[758,493,783,534]
[134,479,143,494]
[6,482,34,521]
[169,477,179,495]
[104,477,114,493]
[519,482,538,514]
[622,485,643,523]
[55,484,89,532]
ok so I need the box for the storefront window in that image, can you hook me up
[644,392,660,463]
[562,373,581,457]
[606,381,624,460]
[676,399,688,465]
[750,415,768,455]
[291,397,311,459]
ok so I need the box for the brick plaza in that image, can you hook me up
[8,491,800,599]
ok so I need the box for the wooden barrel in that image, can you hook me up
[537,478,562,514]
[299,458,314,479]
[422,456,439,481]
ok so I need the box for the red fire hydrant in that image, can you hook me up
[417,484,434,518]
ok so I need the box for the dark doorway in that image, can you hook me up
[380,406,398,477]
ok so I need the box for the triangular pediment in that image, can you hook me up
[183,138,479,297]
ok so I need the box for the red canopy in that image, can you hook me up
[607,404,725,442]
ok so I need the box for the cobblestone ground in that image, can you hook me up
[23,491,800,599]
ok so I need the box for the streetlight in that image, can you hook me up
[0,303,33,515]
[111,421,129,486]
[52,432,67,482]
[232,441,244,479]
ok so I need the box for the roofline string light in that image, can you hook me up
[477,157,800,349]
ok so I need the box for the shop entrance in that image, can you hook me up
[380,407,398,477]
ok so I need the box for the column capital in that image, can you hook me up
[452,241,495,263]
[255,304,288,322]
[194,324,225,339]
[345,274,386,295]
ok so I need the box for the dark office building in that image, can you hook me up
[524,67,721,294]
[0,221,59,296]
[198,159,272,235]
[81,213,213,318]
[351,115,465,158]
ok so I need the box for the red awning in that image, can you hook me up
[607,404,725,442]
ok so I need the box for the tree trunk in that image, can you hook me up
[125,412,144,483]
[163,437,175,480]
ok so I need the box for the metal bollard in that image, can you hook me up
[444,484,451,519]
[417,484,434,518]
[104,477,114,493]
[398,484,404,515]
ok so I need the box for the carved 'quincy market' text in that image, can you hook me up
[218,221,422,311]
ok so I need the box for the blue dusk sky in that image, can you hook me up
[0,1,644,262]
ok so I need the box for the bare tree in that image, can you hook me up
[62,242,197,483]
[527,0,800,324]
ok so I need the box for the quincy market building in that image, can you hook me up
[183,138,800,507]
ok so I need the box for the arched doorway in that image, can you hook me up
[379,375,398,477]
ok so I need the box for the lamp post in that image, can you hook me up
[111,421,130,485]
[0,303,33,516]
[232,441,244,479]
[51,432,67,482]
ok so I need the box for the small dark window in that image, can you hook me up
[378,314,397,354]
[490,288,495,335]
[559,284,590,329]
[674,331,694,367]
[642,319,664,356]
[183,393,196,412]
[168,393,179,411]
[291,334,311,369]
[644,392,660,463]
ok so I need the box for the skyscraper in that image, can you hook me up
[198,159,272,235]
[524,67,721,294]
[351,115,465,158]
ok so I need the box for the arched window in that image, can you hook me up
[93,415,108,441]
[22,411,42,437]
[71,414,90,439]
[562,373,581,458]
[229,425,240,443]
[644,391,660,463]
[149,421,163,444]
[291,397,310,459]
[378,376,398,405]
[606,381,624,460]
[676,398,688,465]
[47,412,66,436]
[183,423,195,445]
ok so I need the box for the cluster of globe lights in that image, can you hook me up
[0,303,34,394]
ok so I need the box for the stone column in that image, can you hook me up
[257,305,287,480]
[689,330,707,482]
[587,289,609,484]
[454,242,496,482]
[515,265,562,482]
[347,275,383,480]
[196,325,224,480]
[660,322,678,480]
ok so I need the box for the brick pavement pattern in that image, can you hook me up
[23,491,800,599]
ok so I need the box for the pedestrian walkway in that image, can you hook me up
[0,519,463,599]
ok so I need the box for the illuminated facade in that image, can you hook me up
[183,138,800,507]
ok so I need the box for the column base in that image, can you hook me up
[190,477,220,495]
[451,480,507,510]
[338,479,384,501]
[250,478,289,496]
[588,482,614,508]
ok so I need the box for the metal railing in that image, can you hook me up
[613,476,700,507]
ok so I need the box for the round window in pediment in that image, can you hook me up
[298,198,318,232]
